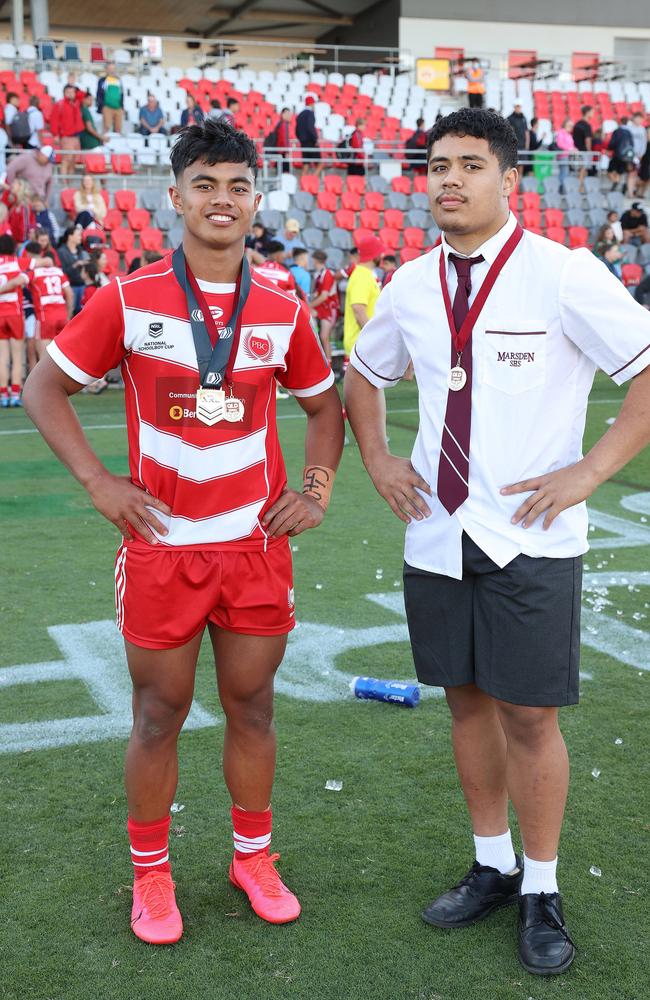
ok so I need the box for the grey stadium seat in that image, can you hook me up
[620,244,638,264]
[427,225,441,245]
[293,191,315,212]
[410,192,429,210]
[520,176,539,193]
[387,191,408,210]
[406,209,430,229]
[155,209,177,231]
[258,209,282,230]
[584,176,602,193]
[564,192,583,210]
[325,247,344,270]
[607,192,625,213]
[541,177,560,194]
[586,190,605,210]
[140,189,164,212]
[561,176,580,194]
[310,208,333,230]
[368,175,389,193]
[566,208,586,227]
[638,244,650,266]
[585,209,606,228]
[329,227,353,250]
[302,228,323,249]
[542,193,563,210]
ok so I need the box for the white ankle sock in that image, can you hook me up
[520,854,559,895]
[473,829,517,874]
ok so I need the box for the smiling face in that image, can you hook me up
[169,159,261,252]
[427,134,517,240]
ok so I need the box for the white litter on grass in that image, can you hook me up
[614,738,623,745]
[325,780,342,791]
[393,580,401,587]
[170,802,185,813]
[291,545,299,553]
[362,539,368,545]
[589,866,602,878]
[606,417,616,425]
[315,583,323,590]
[591,768,601,779]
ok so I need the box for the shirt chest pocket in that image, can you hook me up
[479,327,547,395]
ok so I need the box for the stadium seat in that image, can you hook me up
[353,228,374,248]
[140,190,163,213]
[155,209,178,231]
[523,208,542,229]
[111,154,134,175]
[294,191,314,212]
[110,228,135,252]
[103,209,124,231]
[334,209,356,231]
[380,227,401,250]
[400,247,422,264]
[391,176,411,195]
[316,191,338,212]
[258,209,282,230]
[114,189,137,213]
[386,192,408,211]
[329,227,353,250]
[310,208,333,230]
[139,227,164,252]
[410,192,429,211]
[546,226,566,244]
[359,208,380,230]
[568,226,590,248]
[521,192,541,211]
[347,175,366,194]
[413,176,428,194]
[341,191,362,212]
[384,209,404,230]
[300,174,320,194]
[323,174,343,194]
[406,209,429,229]
[302,227,324,249]
[127,209,151,231]
[367,176,389,193]
[124,248,140,269]
[103,248,121,274]
[403,227,425,249]
[544,208,564,228]
[59,188,76,214]
[364,191,384,211]
[85,153,108,174]
[622,263,643,287]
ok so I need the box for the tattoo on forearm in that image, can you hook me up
[302,465,335,509]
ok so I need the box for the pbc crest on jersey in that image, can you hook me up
[243,329,273,362]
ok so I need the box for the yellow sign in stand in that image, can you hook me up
[416,58,450,91]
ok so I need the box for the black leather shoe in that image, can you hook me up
[518,892,576,975]
[421,856,523,928]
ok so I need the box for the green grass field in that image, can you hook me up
[1,375,648,1000]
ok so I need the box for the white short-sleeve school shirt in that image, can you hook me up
[350,212,650,579]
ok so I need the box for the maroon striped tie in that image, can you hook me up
[437,253,484,515]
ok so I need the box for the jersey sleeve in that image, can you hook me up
[559,248,650,384]
[348,268,375,307]
[349,280,410,387]
[47,279,126,385]
[277,298,334,397]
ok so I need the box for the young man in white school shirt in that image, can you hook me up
[344,108,650,976]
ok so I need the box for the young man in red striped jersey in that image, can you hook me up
[23,118,344,945]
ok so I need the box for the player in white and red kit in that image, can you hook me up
[23,118,344,945]
[0,234,29,407]
[253,239,298,293]
[23,241,73,359]
[310,248,339,362]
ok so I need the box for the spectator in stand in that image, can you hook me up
[139,95,167,136]
[0,126,7,174]
[74,175,107,228]
[380,254,397,286]
[5,145,54,204]
[96,62,124,134]
[32,196,60,243]
[405,118,428,174]
[555,118,576,192]
[348,119,366,177]
[606,210,623,242]
[343,234,384,359]
[253,239,297,294]
[0,232,29,408]
[50,85,84,166]
[572,106,594,187]
[180,94,204,129]
[224,98,240,124]
[637,124,650,199]
[620,202,650,244]
[592,224,617,259]
[607,117,634,192]
[634,272,650,307]
[601,242,623,279]
[277,218,305,260]
[628,112,648,197]
[521,116,544,175]
[80,91,107,151]
[65,72,85,106]
[4,92,32,150]
[465,59,485,108]
[57,224,88,315]
[506,104,529,159]
[289,247,311,298]
[5,179,36,243]
[34,226,61,265]
[274,107,293,174]
[310,249,338,363]
[4,92,20,136]
[206,99,223,122]
[295,94,321,175]
[125,249,163,274]
[245,222,274,263]
[26,96,44,149]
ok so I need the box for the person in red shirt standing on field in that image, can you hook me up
[23,117,344,947]
[253,239,298,293]
[0,234,29,407]
[347,119,366,176]
[310,249,339,362]
[23,241,73,359]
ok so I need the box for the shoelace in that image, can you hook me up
[135,872,176,919]
[242,851,285,897]
[454,861,486,891]
[536,893,576,948]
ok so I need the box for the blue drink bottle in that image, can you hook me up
[352,676,420,707]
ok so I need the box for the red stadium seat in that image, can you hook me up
[568,226,590,248]
[403,227,424,249]
[114,189,137,213]
[622,263,643,287]
[111,154,134,175]
[545,226,566,244]
[359,208,380,230]
[300,174,320,194]
[379,227,400,250]
[509,192,519,212]
[544,208,564,228]
[334,209,356,231]
[124,248,141,269]
[353,228,374,248]
[364,191,384,211]
[127,209,151,231]
[521,192,541,210]
[139,227,164,252]
[413,175,428,194]
[316,191,337,212]
[384,209,404,230]
[110,228,135,252]
[323,174,343,194]
[341,191,361,212]
[103,248,120,275]
[400,247,422,263]
[391,176,411,195]
[523,208,542,229]
[102,209,124,231]
[60,188,76,214]
[347,175,366,194]
[85,153,107,174]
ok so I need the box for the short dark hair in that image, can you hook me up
[292,247,307,260]
[267,240,285,254]
[6,91,18,102]
[620,116,628,125]
[170,116,258,180]
[312,249,328,262]
[24,241,41,255]
[227,97,239,109]
[0,234,16,255]
[382,254,397,265]
[581,105,592,116]
[426,108,518,172]
[416,118,424,128]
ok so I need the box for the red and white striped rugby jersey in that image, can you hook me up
[47,255,334,550]
[253,259,297,293]
[29,265,70,322]
[0,255,23,317]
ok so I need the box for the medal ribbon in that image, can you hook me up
[172,244,251,389]
[439,222,524,360]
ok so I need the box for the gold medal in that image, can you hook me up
[195,387,225,425]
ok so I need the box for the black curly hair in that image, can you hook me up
[170,116,258,180]
[426,108,518,172]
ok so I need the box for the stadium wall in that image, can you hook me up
[401,0,650,29]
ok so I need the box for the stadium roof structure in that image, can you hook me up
[43,0,381,40]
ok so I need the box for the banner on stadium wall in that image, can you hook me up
[416,58,450,91]
[142,35,163,60]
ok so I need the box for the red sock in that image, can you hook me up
[127,815,171,879]
[10,384,20,396]
[0,387,8,399]
[232,805,272,859]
